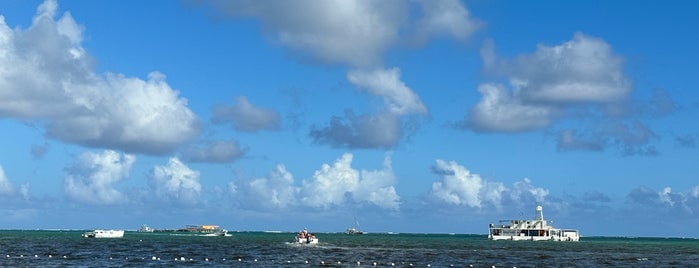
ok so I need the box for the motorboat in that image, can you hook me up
[82,229,125,238]
[295,228,318,244]
[488,205,579,241]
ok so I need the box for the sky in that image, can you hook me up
[0,0,698,238]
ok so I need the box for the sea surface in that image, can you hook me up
[0,230,697,267]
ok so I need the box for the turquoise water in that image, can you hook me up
[0,230,697,267]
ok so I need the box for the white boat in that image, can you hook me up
[138,224,154,232]
[488,205,579,241]
[345,217,364,235]
[82,229,125,238]
[202,229,231,236]
[295,228,318,244]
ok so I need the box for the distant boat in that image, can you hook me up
[345,217,364,235]
[488,205,580,241]
[138,224,154,232]
[82,229,124,238]
[201,229,231,237]
[295,228,318,244]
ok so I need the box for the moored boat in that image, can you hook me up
[488,205,579,241]
[138,224,154,232]
[82,229,125,238]
[295,228,318,244]
[345,217,364,235]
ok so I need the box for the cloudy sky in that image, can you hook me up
[0,0,697,237]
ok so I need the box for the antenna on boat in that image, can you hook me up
[535,205,544,221]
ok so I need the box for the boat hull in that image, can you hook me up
[82,230,124,238]
[489,234,579,241]
[295,237,318,244]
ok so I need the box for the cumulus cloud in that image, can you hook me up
[465,33,668,155]
[347,68,428,116]
[310,111,401,149]
[0,165,13,195]
[203,0,478,150]
[468,33,631,132]
[149,158,201,205]
[212,96,280,132]
[0,0,200,155]
[413,0,482,43]
[430,159,548,209]
[230,153,399,211]
[63,150,135,205]
[204,0,406,67]
[508,33,631,104]
[465,83,557,132]
[181,140,247,163]
[236,164,298,210]
[300,153,400,210]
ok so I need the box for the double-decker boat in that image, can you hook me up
[488,205,579,241]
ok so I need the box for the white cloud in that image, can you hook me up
[205,0,479,150]
[237,164,298,210]
[150,158,201,205]
[659,187,674,206]
[0,0,200,155]
[212,96,280,132]
[431,159,487,207]
[466,83,556,132]
[347,68,428,116]
[465,33,663,155]
[511,33,631,104]
[413,0,482,42]
[301,154,359,208]
[181,140,247,163]
[430,160,549,208]
[63,150,135,205]
[354,153,400,210]
[509,178,549,204]
[300,153,400,210]
[467,33,631,133]
[0,165,13,195]
[207,0,406,67]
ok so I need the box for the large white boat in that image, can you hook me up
[295,228,318,244]
[488,205,579,241]
[82,229,125,238]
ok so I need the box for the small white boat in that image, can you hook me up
[488,205,579,241]
[138,224,154,232]
[295,228,318,244]
[345,217,364,235]
[82,229,125,238]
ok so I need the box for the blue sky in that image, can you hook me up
[0,0,698,237]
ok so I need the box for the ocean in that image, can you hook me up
[0,230,697,267]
